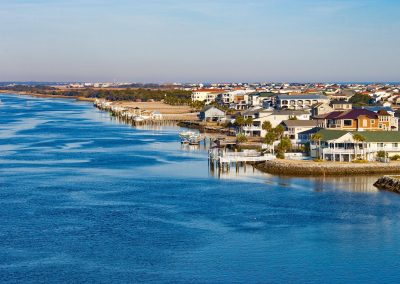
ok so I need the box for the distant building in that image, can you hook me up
[276,94,330,110]
[330,101,352,111]
[311,102,334,117]
[191,89,225,104]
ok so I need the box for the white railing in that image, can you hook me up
[242,126,261,131]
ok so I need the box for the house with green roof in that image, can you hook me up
[311,129,400,162]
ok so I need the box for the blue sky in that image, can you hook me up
[0,0,399,82]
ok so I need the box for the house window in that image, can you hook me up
[371,119,375,124]
[363,120,368,127]
[344,120,352,126]
[379,124,383,129]
[378,143,384,148]
[393,143,398,148]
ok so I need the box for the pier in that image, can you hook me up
[94,99,198,126]
[209,149,275,173]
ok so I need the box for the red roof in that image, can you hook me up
[324,109,378,120]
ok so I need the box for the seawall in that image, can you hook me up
[374,176,400,193]
[256,159,400,176]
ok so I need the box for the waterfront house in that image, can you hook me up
[199,106,226,122]
[281,120,320,144]
[310,129,400,162]
[276,94,330,110]
[242,109,311,137]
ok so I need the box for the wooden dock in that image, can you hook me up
[209,149,275,173]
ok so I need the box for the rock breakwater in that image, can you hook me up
[374,176,400,193]
[256,159,400,176]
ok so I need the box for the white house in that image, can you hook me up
[191,89,225,104]
[311,129,400,162]
[276,94,330,110]
[242,109,311,137]
[281,120,320,144]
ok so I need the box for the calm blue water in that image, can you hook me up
[1,94,400,283]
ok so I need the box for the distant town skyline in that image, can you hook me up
[1,0,399,82]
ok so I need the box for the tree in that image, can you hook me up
[245,117,254,126]
[236,133,248,143]
[311,133,323,159]
[191,100,205,110]
[289,116,298,120]
[349,93,372,106]
[264,132,277,154]
[234,116,246,133]
[273,125,285,139]
[278,136,292,153]
[276,137,292,159]
[262,121,272,133]
[353,133,366,160]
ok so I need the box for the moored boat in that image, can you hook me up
[179,131,201,144]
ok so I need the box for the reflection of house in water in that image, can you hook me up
[312,176,380,193]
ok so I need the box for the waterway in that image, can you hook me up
[1,94,400,283]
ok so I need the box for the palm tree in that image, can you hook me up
[234,116,245,133]
[353,133,366,160]
[245,117,254,126]
[311,133,323,159]
[262,121,272,133]
[273,125,285,140]
[264,131,277,154]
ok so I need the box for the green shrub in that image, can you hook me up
[276,151,285,159]
[236,133,248,143]
[390,155,400,161]
[377,150,388,158]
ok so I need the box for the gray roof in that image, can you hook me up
[276,94,328,100]
[201,105,223,112]
[281,120,319,127]
[271,110,310,116]
[331,101,352,105]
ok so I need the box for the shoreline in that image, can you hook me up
[4,91,399,178]
[0,90,95,102]
[256,159,400,176]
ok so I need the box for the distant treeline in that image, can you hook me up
[0,85,57,92]
[1,85,193,105]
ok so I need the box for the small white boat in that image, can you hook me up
[179,131,201,144]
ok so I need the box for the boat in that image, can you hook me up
[179,131,201,144]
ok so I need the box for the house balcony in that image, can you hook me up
[242,126,261,132]
[321,148,376,155]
